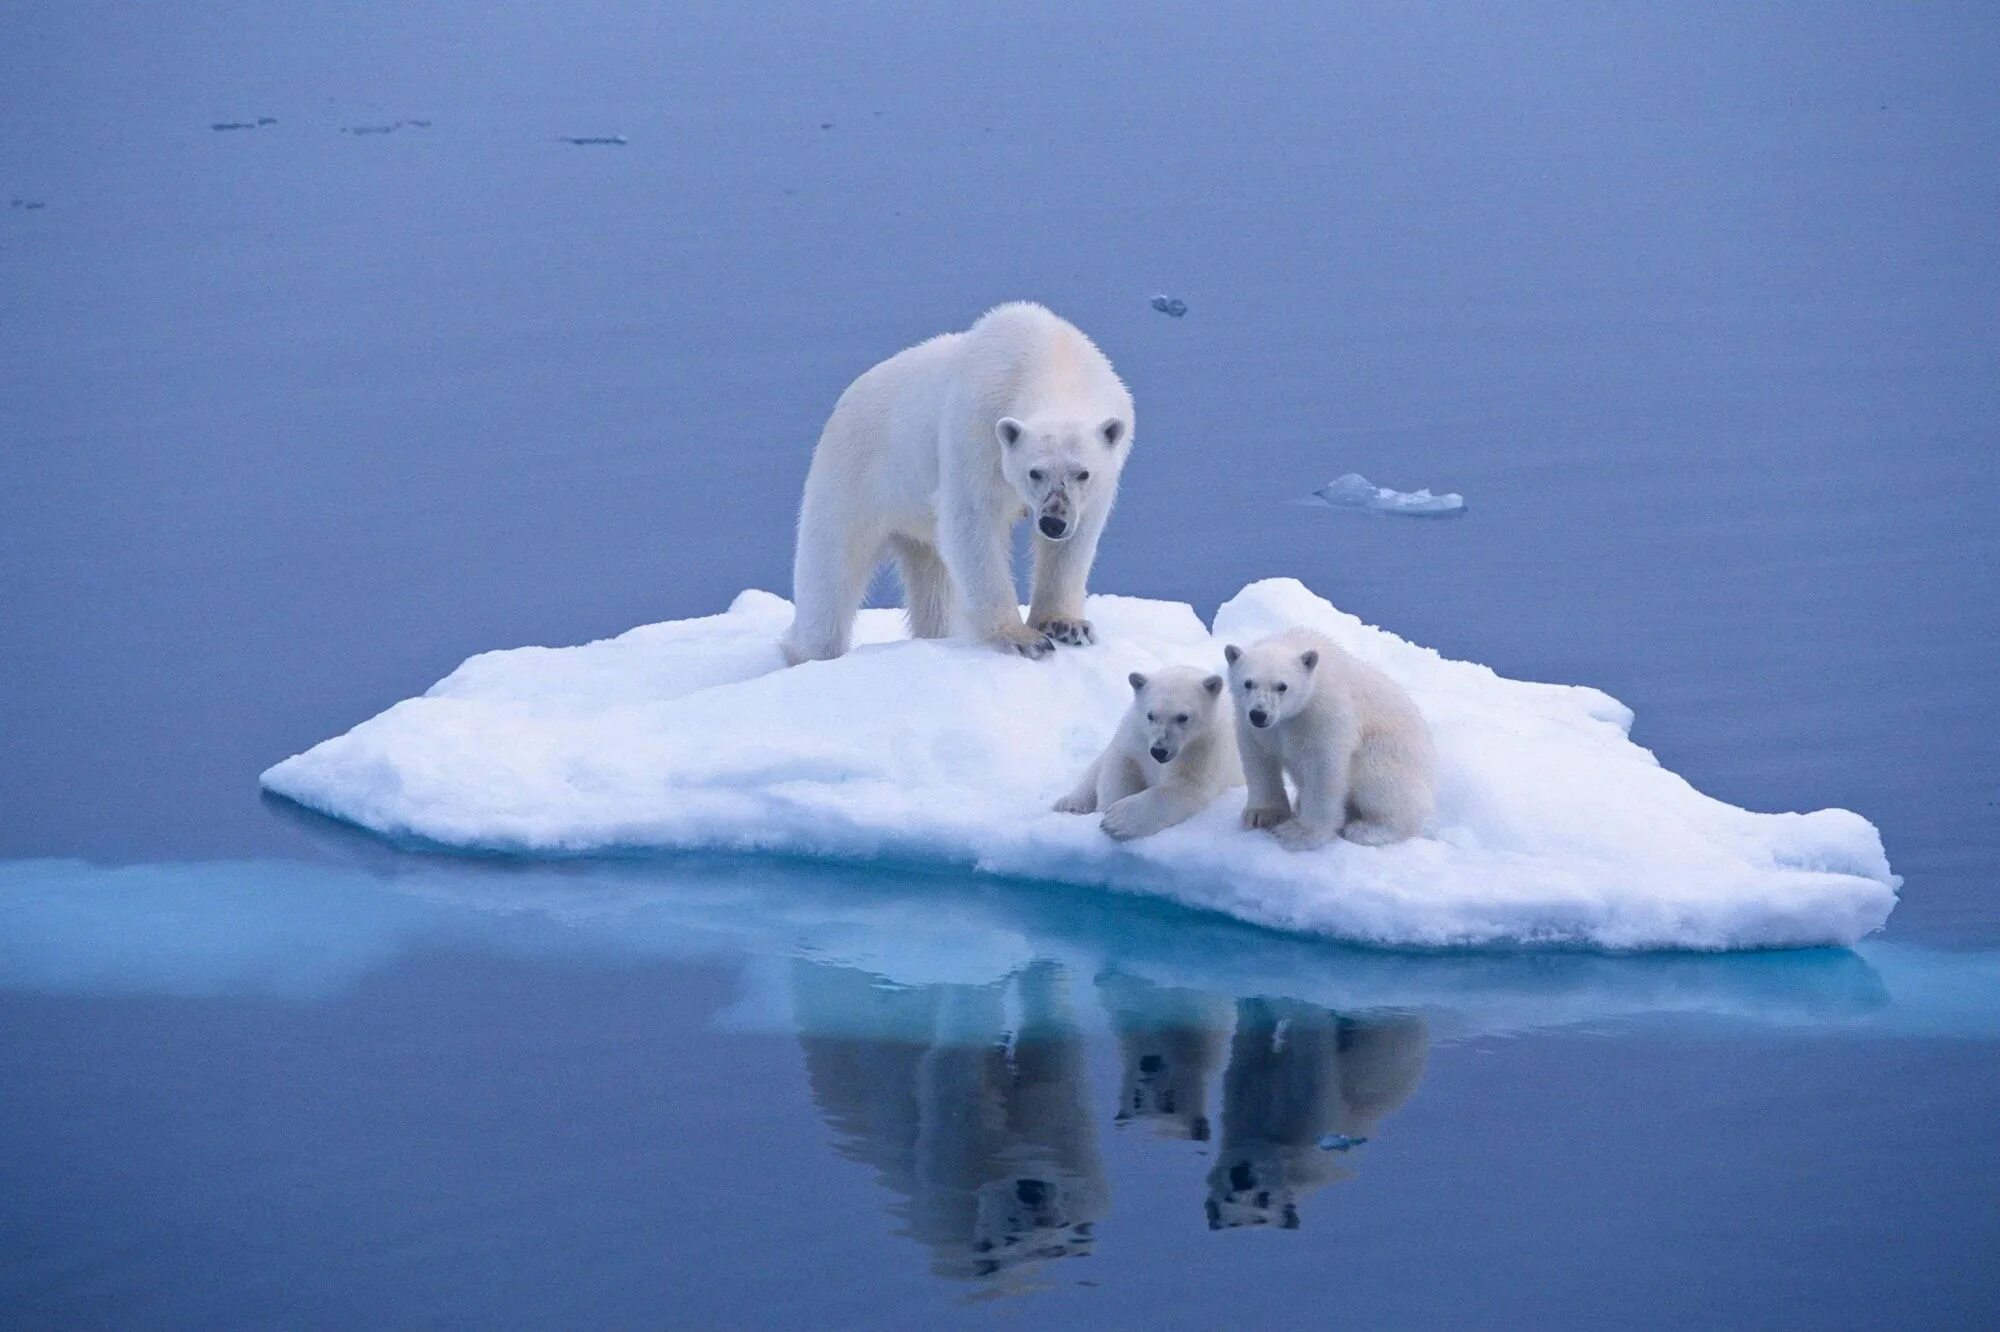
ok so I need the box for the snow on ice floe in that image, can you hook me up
[259,579,1898,951]
[1309,473,1466,517]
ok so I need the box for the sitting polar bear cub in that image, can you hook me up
[1225,629,1436,850]
[781,302,1134,665]
[1054,666,1244,841]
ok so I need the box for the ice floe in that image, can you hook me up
[259,579,1897,950]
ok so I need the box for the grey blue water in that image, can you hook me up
[3,3,1995,1326]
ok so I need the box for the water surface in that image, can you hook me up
[3,2,1996,1326]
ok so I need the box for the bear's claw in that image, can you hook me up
[1033,617,1096,647]
[1241,805,1291,830]
[1100,804,1150,841]
[1053,794,1096,814]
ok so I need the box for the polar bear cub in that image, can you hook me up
[1054,666,1244,841]
[781,302,1135,665]
[1224,629,1435,850]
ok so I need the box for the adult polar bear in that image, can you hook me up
[780,303,1135,664]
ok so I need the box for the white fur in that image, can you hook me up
[1224,628,1436,850]
[781,302,1135,664]
[1053,666,1243,841]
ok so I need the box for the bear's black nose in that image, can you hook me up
[1248,709,1270,727]
[1038,514,1068,539]
[1149,745,1170,763]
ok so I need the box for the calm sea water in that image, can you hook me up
[3,3,1995,1327]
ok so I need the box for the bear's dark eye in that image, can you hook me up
[1175,713,1189,724]
[1275,683,1288,692]
[1242,680,1254,689]
[1028,468,1044,482]
[1146,712,1156,722]
[1076,470,1090,482]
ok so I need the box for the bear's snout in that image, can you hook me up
[1038,513,1069,539]
[1248,708,1271,728]
[1149,744,1171,763]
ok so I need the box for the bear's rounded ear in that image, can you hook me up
[1300,649,1319,671]
[1203,674,1223,696]
[1099,417,1125,447]
[996,417,1024,447]
[1223,644,1241,665]
[1128,671,1148,693]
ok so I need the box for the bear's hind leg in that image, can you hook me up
[890,535,956,640]
[1340,730,1433,844]
[782,518,885,665]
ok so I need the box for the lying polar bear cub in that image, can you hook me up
[1225,629,1436,850]
[1054,667,1244,841]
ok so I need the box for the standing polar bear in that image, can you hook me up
[781,303,1134,664]
[1225,629,1436,850]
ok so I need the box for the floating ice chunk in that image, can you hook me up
[1317,1134,1367,1152]
[1150,294,1187,318]
[1311,473,1465,517]
[259,579,1897,952]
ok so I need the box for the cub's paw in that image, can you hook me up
[1033,617,1096,648]
[1241,805,1291,831]
[1272,819,1334,851]
[1340,820,1406,847]
[1100,800,1155,842]
[991,622,1057,660]
[1053,793,1096,815]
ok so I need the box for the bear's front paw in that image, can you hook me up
[1053,793,1096,815]
[1100,800,1155,842]
[991,622,1057,660]
[1272,819,1334,851]
[1241,805,1291,831]
[1033,617,1096,648]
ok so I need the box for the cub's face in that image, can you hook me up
[1204,1157,1302,1231]
[1126,667,1225,765]
[968,1175,1097,1276]
[995,415,1128,541]
[1223,641,1320,731]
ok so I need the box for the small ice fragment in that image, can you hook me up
[211,121,260,131]
[256,117,277,126]
[345,123,401,135]
[11,199,46,210]
[405,119,431,129]
[1317,1134,1367,1152]
[562,135,628,146]
[1311,473,1465,518]
[1150,294,1188,318]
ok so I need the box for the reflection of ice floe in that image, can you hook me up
[261,578,1896,951]
[0,855,1982,1040]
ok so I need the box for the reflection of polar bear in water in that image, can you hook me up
[1097,971,1232,1142]
[1206,1000,1429,1230]
[792,959,1107,1281]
